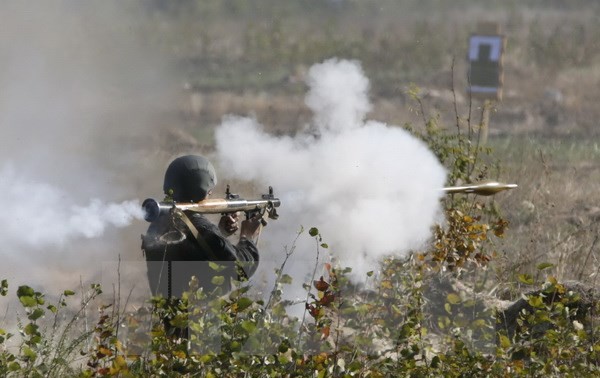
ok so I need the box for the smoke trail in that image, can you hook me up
[0,164,143,249]
[215,58,447,291]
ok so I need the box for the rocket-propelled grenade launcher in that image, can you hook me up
[442,181,518,196]
[142,185,280,224]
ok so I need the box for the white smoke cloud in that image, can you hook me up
[305,59,371,132]
[215,58,447,293]
[0,1,174,295]
[0,164,143,249]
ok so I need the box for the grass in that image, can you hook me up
[490,135,600,166]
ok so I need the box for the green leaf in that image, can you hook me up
[170,314,188,329]
[536,262,554,271]
[278,341,290,353]
[91,283,102,294]
[309,227,319,237]
[472,319,488,329]
[211,276,225,286]
[240,320,256,333]
[528,295,545,309]
[518,274,534,285]
[277,353,291,364]
[1,279,7,296]
[63,290,75,296]
[46,305,57,314]
[19,296,37,308]
[24,323,39,336]
[348,360,362,372]
[208,261,226,272]
[22,346,37,360]
[28,308,44,321]
[236,297,253,312]
[446,293,461,305]
[17,285,35,298]
[499,334,511,349]
[320,243,329,248]
[199,354,213,363]
[228,286,251,300]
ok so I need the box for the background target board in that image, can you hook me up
[468,34,505,100]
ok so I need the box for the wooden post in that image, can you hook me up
[479,99,491,145]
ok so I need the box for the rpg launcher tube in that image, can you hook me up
[142,196,281,222]
[442,182,518,196]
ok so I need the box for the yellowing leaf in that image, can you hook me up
[518,274,534,285]
[208,262,225,272]
[98,346,112,357]
[528,295,545,309]
[113,355,127,368]
[446,293,461,305]
[536,262,554,271]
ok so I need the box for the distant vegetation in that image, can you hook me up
[131,0,600,96]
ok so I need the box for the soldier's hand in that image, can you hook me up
[239,213,263,242]
[218,212,240,236]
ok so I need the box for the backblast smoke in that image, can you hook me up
[215,58,447,295]
[0,165,143,249]
[0,1,175,293]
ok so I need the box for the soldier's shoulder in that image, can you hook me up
[186,212,219,232]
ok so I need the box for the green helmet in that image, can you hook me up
[163,155,217,202]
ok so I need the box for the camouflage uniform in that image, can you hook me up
[142,210,259,298]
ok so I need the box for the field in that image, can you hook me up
[1,1,599,376]
[153,0,600,284]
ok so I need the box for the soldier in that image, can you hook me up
[141,155,262,337]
